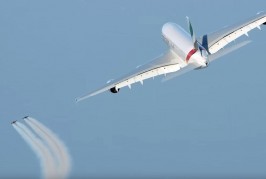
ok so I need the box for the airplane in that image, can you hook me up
[76,12,266,102]
[22,116,29,119]
[11,120,17,124]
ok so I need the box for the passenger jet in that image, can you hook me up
[76,12,266,102]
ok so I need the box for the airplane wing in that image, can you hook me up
[198,12,266,54]
[76,50,197,102]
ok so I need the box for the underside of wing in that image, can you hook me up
[198,12,266,54]
[76,50,184,102]
[161,63,198,82]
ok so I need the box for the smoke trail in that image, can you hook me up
[24,117,71,179]
[12,122,57,179]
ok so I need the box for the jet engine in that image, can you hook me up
[110,87,120,93]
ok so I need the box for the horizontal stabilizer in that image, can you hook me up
[209,40,251,62]
[162,63,198,82]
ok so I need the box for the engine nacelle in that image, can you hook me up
[110,87,120,93]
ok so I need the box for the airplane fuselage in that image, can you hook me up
[162,23,208,67]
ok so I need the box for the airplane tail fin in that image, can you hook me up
[186,16,198,50]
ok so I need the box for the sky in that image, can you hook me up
[1,0,266,178]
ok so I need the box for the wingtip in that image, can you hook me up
[75,96,89,103]
[75,98,81,103]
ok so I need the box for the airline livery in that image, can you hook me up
[76,12,266,102]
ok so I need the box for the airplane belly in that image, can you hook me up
[162,22,194,59]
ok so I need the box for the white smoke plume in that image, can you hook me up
[12,117,71,179]
[12,122,57,179]
[24,117,71,179]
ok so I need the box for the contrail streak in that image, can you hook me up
[12,122,56,179]
[24,117,71,179]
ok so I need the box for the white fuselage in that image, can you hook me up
[162,22,208,67]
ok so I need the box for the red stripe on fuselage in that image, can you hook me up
[186,49,197,63]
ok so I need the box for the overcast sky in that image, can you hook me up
[1,0,266,178]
